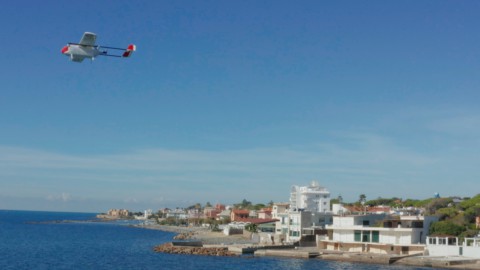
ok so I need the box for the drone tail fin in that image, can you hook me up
[122,44,136,58]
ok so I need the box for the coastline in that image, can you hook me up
[138,224,480,270]
[136,224,257,245]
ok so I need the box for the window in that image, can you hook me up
[354,231,361,242]
[372,231,379,243]
[362,231,371,242]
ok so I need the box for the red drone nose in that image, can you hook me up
[61,46,68,54]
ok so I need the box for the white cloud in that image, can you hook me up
[46,192,71,202]
[2,107,480,210]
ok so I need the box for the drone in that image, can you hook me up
[61,32,136,62]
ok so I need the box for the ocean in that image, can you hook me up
[0,210,432,270]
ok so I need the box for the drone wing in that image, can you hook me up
[79,32,97,46]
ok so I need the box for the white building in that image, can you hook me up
[272,203,290,237]
[166,208,188,219]
[332,203,349,215]
[320,214,438,255]
[274,181,334,244]
[290,181,331,213]
[427,236,480,258]
[286,210,332,243]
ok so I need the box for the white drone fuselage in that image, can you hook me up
[62,44,103,62]
[61,32,135,63]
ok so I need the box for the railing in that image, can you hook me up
[427,236,480,247]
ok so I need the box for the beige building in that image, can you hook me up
[107,209,129,218]
[320,214,437,255]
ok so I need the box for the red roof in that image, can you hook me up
[232,209,250,214]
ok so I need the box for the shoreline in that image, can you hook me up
[138,224,480,269]
[137,224,258,245]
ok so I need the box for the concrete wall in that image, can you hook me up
[333,230,354,242]
[321,241,424,255]
[380,230,420,245]
[333,229,422,246]
[428,245,480,258]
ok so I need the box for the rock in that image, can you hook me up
[153,243,236,257]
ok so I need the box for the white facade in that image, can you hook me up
[272,203,290,236]
[273,202,333,243]
[326,215,437,246]
[290,181,331,213]
[427,236,480,258]
[283,211,333,242]
[332,204,348,215]
[166,209,188,219]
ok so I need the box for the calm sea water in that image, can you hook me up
[0,210,432,270]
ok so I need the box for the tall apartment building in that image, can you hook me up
[290,181,331,213]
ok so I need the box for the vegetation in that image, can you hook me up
[150,194,480,238]
[340,194,480,237]
[364,197,403,207]
[429,221,466,236]
[233,199,272,210]
[245,223,258,232]
[358,194,367,205]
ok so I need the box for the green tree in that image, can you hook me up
[436,207,458,221]
[186,203,202,210]
[464,206,480,224]
[460,194,480,209]
[235,199,252,209]
[253,203,266,210]
[429,221,466,236]
[358,194,367,205]
[425,198,452,215]
[245,223,258,233]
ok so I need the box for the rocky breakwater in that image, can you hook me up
[173,232,195,240]
[153,243,237,257]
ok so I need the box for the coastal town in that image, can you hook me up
[99,181,480,269]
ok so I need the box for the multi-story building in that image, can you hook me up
[230,209,249,221]
[290,181,331,213]
[274,181,333,243]
[272,203,290,237]
[320,214,438,255]
[258,208,272,219]
[203,207,220,219]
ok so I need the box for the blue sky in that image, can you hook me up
[1,1,480,212]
